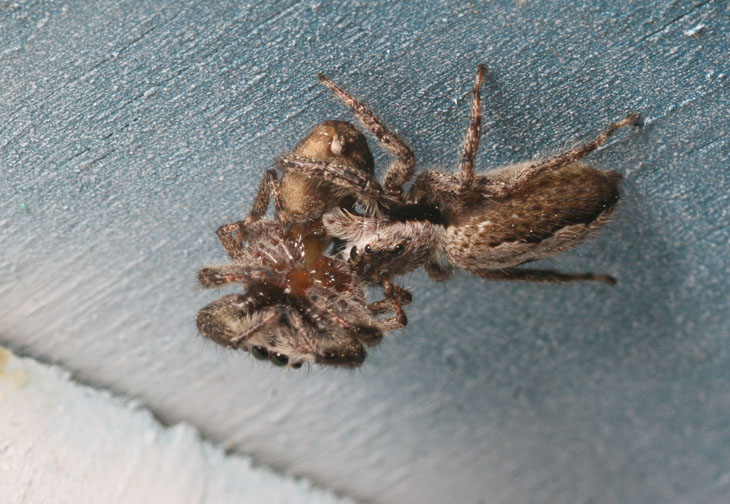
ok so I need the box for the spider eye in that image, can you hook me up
[393,244,404,255]
[251,346,269,360]
[271,352,289,366]
[291,362,303,369]
[364,244,372,254]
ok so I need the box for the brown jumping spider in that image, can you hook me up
[197,219,410,368]
[311,64,640,285]
[196,121,411,369]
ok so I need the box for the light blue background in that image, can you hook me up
[2,1,729,503]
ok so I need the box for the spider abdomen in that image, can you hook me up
[445,163,622,270]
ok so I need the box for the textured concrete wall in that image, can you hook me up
[1,1,729,503]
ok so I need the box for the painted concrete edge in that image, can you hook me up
[0,345,358,504]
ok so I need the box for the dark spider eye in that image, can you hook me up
[291,362,303,369]
[364,244,372,254]
[393,244,404,255]
[271,352,289,366]
[251,346,269,360]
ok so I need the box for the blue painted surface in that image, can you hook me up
[1,1,729,503]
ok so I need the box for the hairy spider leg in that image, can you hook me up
[226,309,282,347]
[458,64,487,190]
[373,280,409,331]
[318,73,415,195]
[424,260,452,282]
[247,169,284,222]
[365,279,412,332]
[367,281,412,315]
[215,170,284,260]
[197,294,283,348]
[499,113,641,197]
[216,219,277,262]
[471,267,616,284]
[198,265,282,289]
[410,114,639,203]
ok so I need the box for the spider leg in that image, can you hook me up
[318,73,415,194]
[493,114,640,197]
[458,64,487,190]
[247,169,284,222]
[368,279,410,332]
[312,297,363,332]
[283,308,322,359]
[198,264,284,289]
[289,288,359,333]
[196,293,283,348]
[296,288,384,347]
[425,259,453,282]
[286,308,312,338]
[279,155,399,212]
[470,267,616,285]
[366,299,393,316]
[367,281,413,314]
[288,293,338,334]
[285,308,366,369]
[216,219,274,261]
[215,170,283,260]
[226,309,282,347]
[407,170,461,204]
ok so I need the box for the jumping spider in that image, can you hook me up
[197,219,410,368]
[312,64,640,285]
[196,120,411,369]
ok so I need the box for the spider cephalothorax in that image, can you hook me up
[314,65,640,285]
[197,220,408,368]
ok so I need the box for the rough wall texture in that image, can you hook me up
[1,1,729,503]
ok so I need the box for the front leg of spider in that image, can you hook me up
[344,244,411,331]
[376,279,410,331]
[317,73,415,196]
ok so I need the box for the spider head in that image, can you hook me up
[197,292,376,369]
[347,241,410,281]
[325,204,446,280]
[248,344,303,368]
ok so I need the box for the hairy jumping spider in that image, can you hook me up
[314,65,640,285]
[197,220,409,368]
[197,120,411,369]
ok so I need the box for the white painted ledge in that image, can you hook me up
[0,346,355,504]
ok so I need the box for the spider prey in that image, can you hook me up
[312,64,640,285]
[196,121,411,369]
[197,220,405,369]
